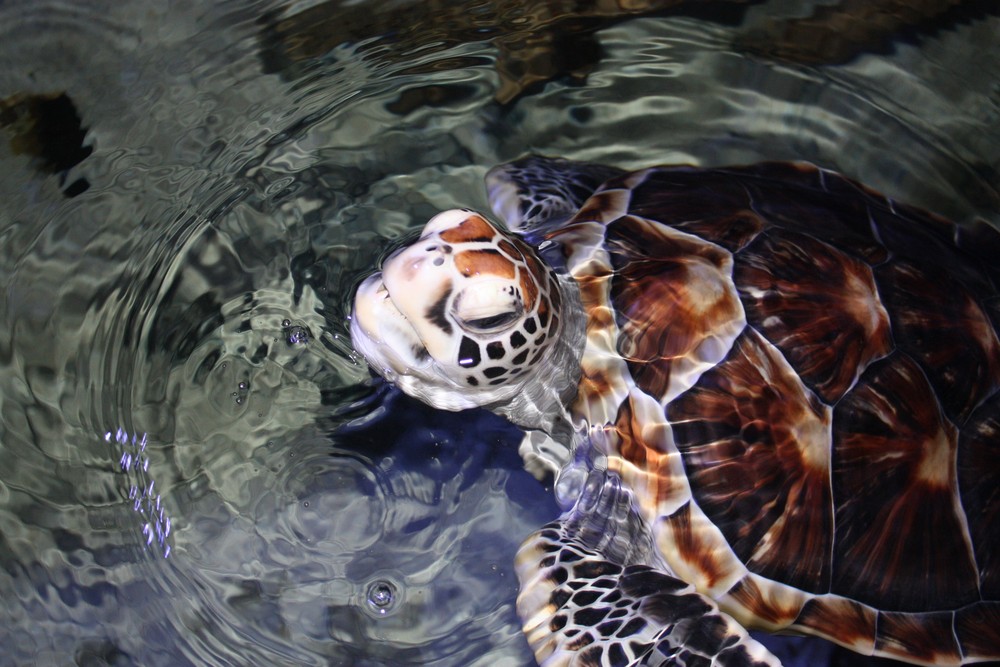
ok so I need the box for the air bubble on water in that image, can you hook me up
[365,580,398,616]
[238,381,248,390]
[282,321,310,346]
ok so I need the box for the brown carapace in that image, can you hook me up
[354,156,1000,667]
[554,162,1000,665]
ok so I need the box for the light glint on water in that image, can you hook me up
[110,429,172,559]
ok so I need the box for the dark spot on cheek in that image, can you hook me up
[486,341,505,360]
[467,376,478,386]
[484,366,507,379]
[412,345,430,362]
[458,336,481,368]
[511,331,527,349]
[512,350,528,365]
[426,290,452,335]
[524,317,537,334]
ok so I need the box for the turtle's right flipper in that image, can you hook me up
[516,471,781,667]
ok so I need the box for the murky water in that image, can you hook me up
[0,1,997,665]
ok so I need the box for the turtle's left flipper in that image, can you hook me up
[516,471,781,667]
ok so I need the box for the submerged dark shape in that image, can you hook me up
[736,0,999,65]
[0,91,91,195]
[258,0,996,109]
[256,0,753,106]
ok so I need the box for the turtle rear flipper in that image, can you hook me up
[516,471,781,667]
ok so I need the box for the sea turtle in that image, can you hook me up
[349,155,1000,666]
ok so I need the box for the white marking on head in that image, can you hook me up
[351,209,562,412]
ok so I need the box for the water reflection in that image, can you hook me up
[0,0,997,665]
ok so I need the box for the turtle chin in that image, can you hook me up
[350,272,483,412]
[351,273,423,378]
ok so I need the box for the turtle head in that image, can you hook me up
[351,209,584,431]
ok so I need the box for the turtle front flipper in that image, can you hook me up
[516,470,781,667]
[486,155,625,237]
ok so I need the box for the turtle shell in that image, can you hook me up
[549,162,1000,665]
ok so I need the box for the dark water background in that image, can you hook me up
[0,1,998,665]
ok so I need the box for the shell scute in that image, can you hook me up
[874,259,1000,423]
[724,574,806,629]
[734,228,893,404]
[792,595,877,656]
[624,168,765,253]
[955,220,1000,291]
[958,391,1000,600]
[874,609,962,666]
[955,601,1000,662]
[657,501,744,595]
[735,165,889,265]
[605,214,745,406]
[666,329,834,594]
[831,354,979,612]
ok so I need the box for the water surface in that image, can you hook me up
[0,1,997,665]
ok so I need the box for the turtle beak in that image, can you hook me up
[351,272,432,378]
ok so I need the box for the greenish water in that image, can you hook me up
[0,1,997,665]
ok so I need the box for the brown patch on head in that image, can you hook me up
[793,596,876,655]
[519,269,539,312]
[509,236,549,312]
[535,292,550,328]
[439,213,496,244]
[453,248,516,279]
[875,610,962,665]
[497,238,520,259]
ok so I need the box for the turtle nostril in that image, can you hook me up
[433,257,444,266]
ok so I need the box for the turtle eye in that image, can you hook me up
[462,311,520,332]
[453,282,523,334]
